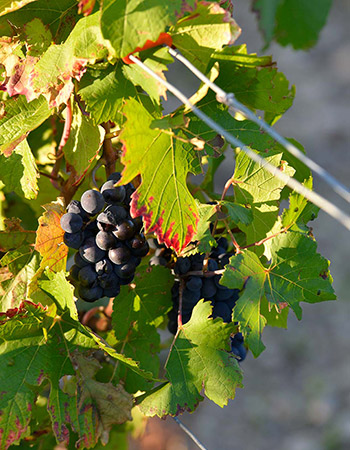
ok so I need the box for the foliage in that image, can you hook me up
[0,1,335,449]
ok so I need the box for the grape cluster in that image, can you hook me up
[166,237,247,361]
[61,172,149,302]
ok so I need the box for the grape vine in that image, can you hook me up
[0,1,336,449]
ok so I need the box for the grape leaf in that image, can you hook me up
[30,12,110,108]
[171,1,241,72]
[183,202,217,255]
[0,218,35,252]
[252,0,282,46]
[0,0,36,16]
[63,101,105,179]
[138,300,243,416]
[79,64,136,125]
[0,95,51,156]
[34,197,68,274]
[39,271,78,320]
[253,0,333,50]
[282,177,319,232]
[220,201,253,227]
[212,44,295,120]
[23,17,52,57]
[122,46,173,103]
[112,264,173,392]
[233,150,295,248]
[221,232,336,357]
[0,0,78,41]
[120,98,199,253]
[0,301,133,449]
[0,139,38,199]
[101,0,196,58]
[0,251,39,312]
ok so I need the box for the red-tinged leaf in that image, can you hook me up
[34,197,68,273]
[30,12,110,108]
[120,98,199,253]
[0,218,35,252]
[101,0,196,59]
[78,0,96,16]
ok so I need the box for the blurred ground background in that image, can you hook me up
[131,1,350,449]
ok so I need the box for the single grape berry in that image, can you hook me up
[81,190,105,215]
[109,246,131,265]
[78,265,97,287]
[95,259,114,276]
[64,231,84,249]
[78,285,103,302]
[79,237,106,263]
[60,213,83,234]
[113,220,135,240]
[95,231,116,251]
[101,180,126,203]
[114,262,136,279]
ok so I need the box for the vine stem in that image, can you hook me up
[50,99,73,191]
[223,218,241,253]
[163,278,185,370]
[172,416,208,450]
[102,122,117,177]
[241,226,289,250]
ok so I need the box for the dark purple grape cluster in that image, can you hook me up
[61,172,149,302]
[166,237,247,361]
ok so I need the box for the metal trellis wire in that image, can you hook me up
[128,53,350,231]
[167,46,350,205]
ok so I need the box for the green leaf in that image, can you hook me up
[254,0,333,50]
[0,251,39,312]
[101,0,196,58]
[0,139,38,199]
[23,18,53,57]
[138,300,243,416]
[120,98,199,253]
[0,95,51,156]
[252,0,282,46]
[63,101,105,178]
[183,202,217,255]
[212,45,295,120]
[0,218,35,252]
[233,150,295,248]
[221,251,267,356]
[282,177,319,232]
[0,0,36,17]
[112,264,173,392]
[0,0,78,41]
[171,1,241,72]
[220,201,253,227]
[123,46,173,104]
[0,301,133,449]
[39,271,78,320]
[31,12,110,107]
[79,64,136,125]
[221,232,336,356]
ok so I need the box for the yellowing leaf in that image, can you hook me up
[34,197,67,273]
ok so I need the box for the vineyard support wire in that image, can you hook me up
[172,416,208,450]
[128,54,350,231]
[167,46,350,204]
